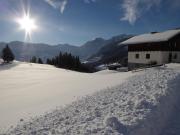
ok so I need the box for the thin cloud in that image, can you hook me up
[121,0,161,25]
[45,0,97,13]
[84,0,97,3]
[45,0,95,13]
[45,0,68,14]
[45,0,166,25]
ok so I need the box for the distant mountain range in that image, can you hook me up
[0,34,132,63]
[87,35,131,66]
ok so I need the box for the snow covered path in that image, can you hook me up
[160,108,180,135]
[0,62,136,133]
[4,65,180,135]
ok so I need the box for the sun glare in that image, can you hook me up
[16,14,37,40]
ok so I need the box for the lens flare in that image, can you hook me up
[16,13,37,40]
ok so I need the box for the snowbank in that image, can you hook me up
[0,61,136,132]
[4,66,180,135]
[0,59,3,64]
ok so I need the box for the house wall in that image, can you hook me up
[172,51,180,63]
[128,33,180,52]
[128,51,168,65]
[128,51,180,65]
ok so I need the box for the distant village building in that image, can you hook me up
[121,29,180,70]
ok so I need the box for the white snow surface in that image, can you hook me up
[3,63,180,135]
[0,61,136,133]
[121,29,180,45]
[0,59,3,64]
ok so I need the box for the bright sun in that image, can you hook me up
[16,14,37,40]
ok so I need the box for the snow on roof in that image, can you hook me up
[121,29,180,45]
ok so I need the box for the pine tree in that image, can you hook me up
[1,45,15,63]
[46,58,51,65]
[46,52,91,72]
[38,58,43,64]
[30,56,37,63]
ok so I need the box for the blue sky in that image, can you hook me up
[0,0,180,46]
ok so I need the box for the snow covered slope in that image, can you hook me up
[0,61,136,133]
[4,64,180,135]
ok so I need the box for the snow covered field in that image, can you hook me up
[0,61,136,133]
[1,62,180,135]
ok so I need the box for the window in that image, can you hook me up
[174,54,177,59]
[169,53,172,62]
[135,54,139,59]
[146,54,150,59]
